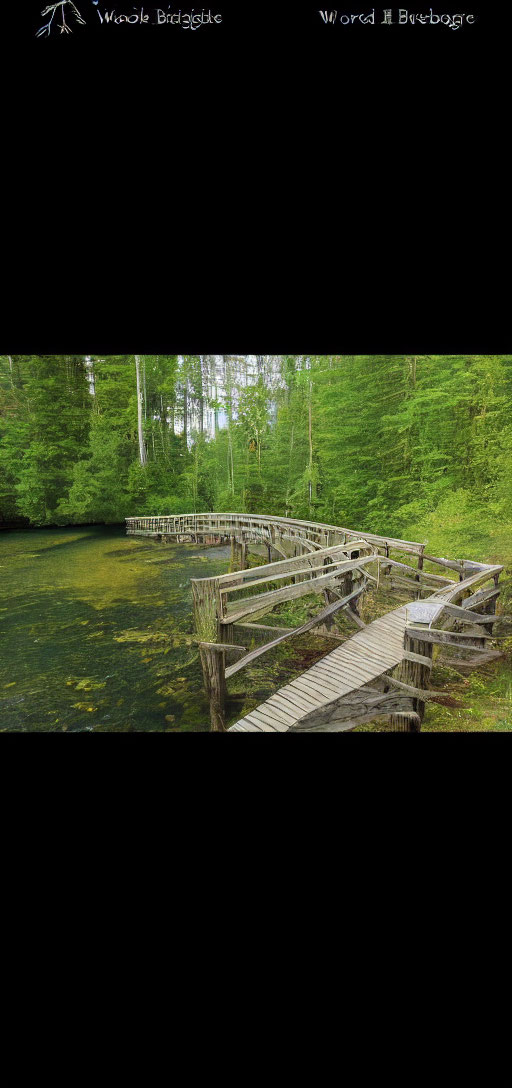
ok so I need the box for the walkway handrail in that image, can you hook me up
[126,511,426,554]
[126,511,503,730]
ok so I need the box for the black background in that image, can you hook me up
[2,1,508,353]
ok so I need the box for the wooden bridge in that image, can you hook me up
[126,513,503,731]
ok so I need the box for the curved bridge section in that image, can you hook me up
[126,513,503,732]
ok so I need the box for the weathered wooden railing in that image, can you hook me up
[126,512,427,556]
[126,513,503,731]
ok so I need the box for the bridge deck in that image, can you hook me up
[229,605,408,731]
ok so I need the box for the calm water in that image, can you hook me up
[0,527,232,732]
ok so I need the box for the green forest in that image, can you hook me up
[1,354,512,559]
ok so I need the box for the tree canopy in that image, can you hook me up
[1,354,511,561]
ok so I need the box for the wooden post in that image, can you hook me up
[199,643,227,731]
[415,545,425,597]
[389,630,433,731]
[230,535,236,568]
[482,595,497,636]
[240,540,248,570]
[348,571,361,614]
[191,578,220,643]
[221,622,235,644]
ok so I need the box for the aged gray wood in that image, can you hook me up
[222,557,375,623]
[441,602,498,625]
[463,586,501,611]
[126,512,502,733]
[224,582,365,679]
[235,622,297,634]
[405,626,493,644]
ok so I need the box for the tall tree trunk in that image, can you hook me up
[198,355,205,434]
[183,380,188,445]
[308,376,313,512]
[135,355,147,465]
[285,424,294,514]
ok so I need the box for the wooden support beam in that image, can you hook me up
[224,582,364,680]
[404,626,493,645]
[463,586,501,611]
[198,641,247,663]
[215,540,371,586]
[384,675,441,701]
[240,540,248,570]
[389,630,433,731]
[221,554,361,595]
[441,602,498,625]
[288,687,421,732]
[235,622,297,635]
[198,642,228,732]
[223,556,374,623]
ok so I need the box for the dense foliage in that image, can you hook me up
[1,354,511,562]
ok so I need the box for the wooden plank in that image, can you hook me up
[280,680,323,706]
[378,555,453,583]
[198,641,246,655]
[291,677,333,702]
[332,639,396,667]
[340,638,399,666]
[433,565,502,602]
[316,668,373,694]
[224,583,365,678]
[265,706,298,729]
[276,690,319,715]
[297,671,343,696]
[352,624,405,647]
[315,653,378,683]
[222,554,360,595]
[249,709,290,731]
[312,659,366,685]
[289,693,422,732]
[308,675,358,700]
[222,557,374,622]
[244,710,282,731]
[252,702,296,727]
[215,540,370,586]
[353,632,404,655]
[462,586,501,610]
[385,675,441,701]
[238,714,266,731]
[405,627,493,644]
[235,622,297,634]
[441,603,498,625]
[418,554,466,573]
[271,692,311,716]
[403,650,433,668]
[437,648,503,671]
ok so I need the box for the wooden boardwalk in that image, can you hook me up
[126,513,503,731]
[229,606,408,731]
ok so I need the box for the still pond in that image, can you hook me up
[0,526,236,732]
